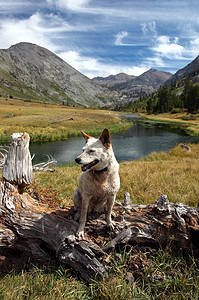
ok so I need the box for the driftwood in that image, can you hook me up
[0,133,199,282]
[32,155,57,172]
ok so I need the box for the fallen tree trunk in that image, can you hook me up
[0,180,106,281]
[0,133,199,281]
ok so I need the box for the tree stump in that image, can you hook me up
[2,132,33,190]
[0,133,199,282]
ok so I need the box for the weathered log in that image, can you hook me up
[0,181,106,281]
[2,133,33,189]
[0,133,199,281]
[1,183,199,281]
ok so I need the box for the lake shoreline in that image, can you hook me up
[139,112,199,137]
[30,114,198,166]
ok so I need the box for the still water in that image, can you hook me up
[30,114,198,165]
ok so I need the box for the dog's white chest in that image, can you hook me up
[79,170,120,196]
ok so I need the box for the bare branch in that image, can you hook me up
[0,146,8,168]
[32,154,57,172]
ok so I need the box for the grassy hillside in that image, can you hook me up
[0,97,130,143]
[1,143,199,299]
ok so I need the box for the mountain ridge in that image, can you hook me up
[0,42,108,107]
[166,55,199,85]
[93,68,172,104]
[92,73,136,88]
[130,54,199,115]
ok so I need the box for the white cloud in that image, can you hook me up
[114,31,144,47]
[152,35,185,59]
[146,33,199,70]
[58,50,148,78]
[0,13,55,50]
[115,31,128,46]
[46,0,91,11]
[146,56,165,67]
[0,12,80,50]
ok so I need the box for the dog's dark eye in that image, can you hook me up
[89,149,95,153]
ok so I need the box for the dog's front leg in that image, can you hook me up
[76,196,90,239]
[106,194,116,230]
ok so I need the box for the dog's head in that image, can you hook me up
[75,128,112,172]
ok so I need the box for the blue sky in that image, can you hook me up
[1,0,199,78]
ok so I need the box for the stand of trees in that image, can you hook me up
[146,80,199,114]
[118,80,199,114]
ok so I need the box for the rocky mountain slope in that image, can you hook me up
[143,55,199,114]
[0,42,107,107]
[92,73,136,88]
[166,55,199,85]
[93,69,172,104]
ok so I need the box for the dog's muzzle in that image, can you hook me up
[75,157,100,172]
[81,159,99,172]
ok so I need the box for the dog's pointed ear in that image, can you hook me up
[99,128,111,149]
[81,131,91,142]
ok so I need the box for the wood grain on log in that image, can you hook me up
[2,133,33,189]
[0,181,199,281]
[0,181,106,281]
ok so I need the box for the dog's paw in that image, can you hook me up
[107,221,115,231]
[76,230,85,240]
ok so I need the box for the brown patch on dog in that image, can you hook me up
[81,131,92,142]
[99,128,111,149]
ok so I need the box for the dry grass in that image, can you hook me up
[119,143,199,207]
[0,98,130,142]
[32,143,199,209]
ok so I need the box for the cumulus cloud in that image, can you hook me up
[0,13,54,50]
[58,50,148,78]
[152,35,185,60]
[145,33,199,71]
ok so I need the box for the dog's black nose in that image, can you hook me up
[75,157,81,164]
